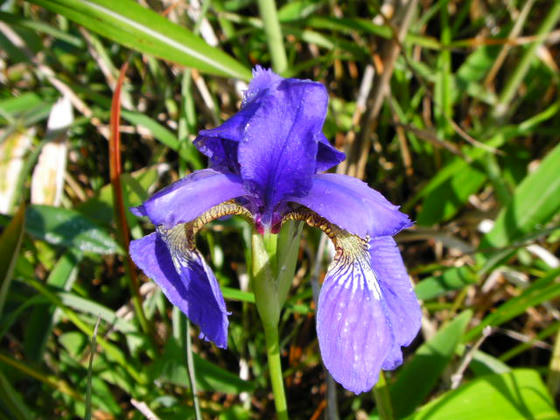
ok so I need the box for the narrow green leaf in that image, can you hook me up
[464,268,560,341]
[28,0,251,80]
[58,291,137,334]
[0,369,33,420]
[415,266,478,301]
[482,142,560,248]
[221,286,255,303]
[406,369,558,420]
[416,165,486,226]
[149,338,255,394]
[0,203,25,317]
[391,310,473,419]
[0,11,84,47]
[24,249,82,361]
[25,205,122,254]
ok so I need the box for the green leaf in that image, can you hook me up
[391,310,473,419]
[0,369,33,420]
[464,268,560,341]
[28,0,251,80]
[406,369,558,420]
[25,205,122,254]
[415,266,478,301]
[482,142,560,248]
[149,338,255,394]
[24,249,82,362]
[0,203,25,317]
[416,164,486,226]
[221,286,255,303]
[58,292,137,334]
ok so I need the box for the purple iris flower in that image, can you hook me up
[129,67,421,394]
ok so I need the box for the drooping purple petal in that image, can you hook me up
[369,236,421,369]
[316,133,345,172]
[130,232,229,348]
[130,169,246,228]
[289,173,412,239]
[317,241,393,394]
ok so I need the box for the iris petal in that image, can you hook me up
[129,231,229,348]
[316,133,346,172]
[369,236,421,369]
[289,173,412,238]
[238,78,328,219]
[193,67,282,171]
[130,169,246,228]
[194,68,341,193]
[317,233,393,394]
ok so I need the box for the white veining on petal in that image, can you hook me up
[157,224,196,275]
[328,232,382,300]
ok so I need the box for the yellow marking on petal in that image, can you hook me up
[186,201,253,248]
[283,207,380,298]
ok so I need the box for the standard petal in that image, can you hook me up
[289,173,412,238]
[194,68,340,178]
[317,235,393,394]
[130,169,246,228]
[369,236,421,370]
[316,133,345,172]
[238,77,328,219]
[130,232,229,348]
[193,67,282,172]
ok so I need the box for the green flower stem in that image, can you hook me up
[373,371,394,420]
[256,0,288,74]
[263,323,288,420]
[251,231,288,419]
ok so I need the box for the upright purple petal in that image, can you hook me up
[194,68,340,182]
[238,78,328,222]
[369,236,421,369]
[193,67,282,173]
[289,173,412,238]
[130,232,229,348]
[317,237,393,394]
[130,169,246,228]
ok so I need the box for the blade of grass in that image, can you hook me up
[0,203,25,318]
[391,310,473,419]
[181,315,202,420]
[24,248,82,362]
[493,2,560,119]
[257,0,288,73]
[25,276,145,384]
[27,0,251,80]
[85,317,101,420]
[0,370,33,420]
[0,352,84,402]
[548,327,560,398]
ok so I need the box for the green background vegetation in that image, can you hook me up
[0,0,559,418]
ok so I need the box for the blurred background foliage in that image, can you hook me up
[0,0,560,418]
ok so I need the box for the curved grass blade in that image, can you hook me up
[28,0,251,80]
